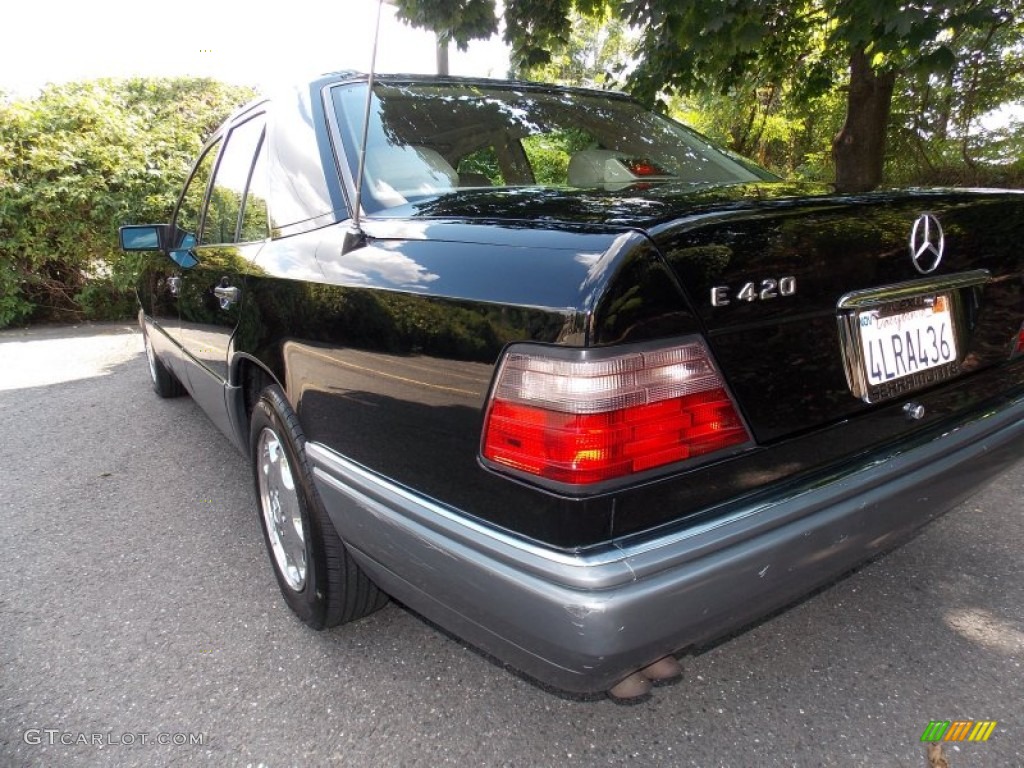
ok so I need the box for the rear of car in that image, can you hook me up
[313,76,1024,694]
[124,73,1024,697]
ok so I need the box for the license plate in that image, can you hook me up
[858,295,956,388]
[837,273,989,403]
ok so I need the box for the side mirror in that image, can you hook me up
[169,232,199,269]
[119,224,168,251]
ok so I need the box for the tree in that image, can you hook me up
[393,0,1023,192]
[514,9,842,181]
[0,78,254,327]
[518,12,637,89]
[888,12,1024,184]
[671,84,845,180]
[392,0,498,50]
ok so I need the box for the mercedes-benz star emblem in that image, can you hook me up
[909,213,944,274]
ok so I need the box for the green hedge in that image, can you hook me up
[0,78,255,328]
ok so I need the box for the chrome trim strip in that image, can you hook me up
[836,270,990,310]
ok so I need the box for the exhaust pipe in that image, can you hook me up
[608,655,683,701]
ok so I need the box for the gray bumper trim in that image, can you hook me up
[307,391,1024,693]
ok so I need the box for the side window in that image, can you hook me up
[201,115,265,245]
[238,134,270,242]
[175,139,221,247]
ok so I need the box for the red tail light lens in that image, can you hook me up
[481,340,751,487]
[1013,323,1024,358]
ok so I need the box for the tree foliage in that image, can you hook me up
[670,86,844,181]
[393,0,1024,192]
[515,6,844,181]
[888,12,1024,184]
[518,12,637,88]
[0,78,254,328]
[392,0,498,49]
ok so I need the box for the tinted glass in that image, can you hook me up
[332,82,774,213]
[239,134,270,242]
[202,115,265,244]
[456,146,503,187]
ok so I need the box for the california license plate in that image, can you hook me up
[858,294,957,388]
[837,273,989,403]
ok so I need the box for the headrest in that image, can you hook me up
[567,149,627,187]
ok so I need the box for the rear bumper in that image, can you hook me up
[308,389,1024,694]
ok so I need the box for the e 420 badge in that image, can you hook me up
[711,276,797,307]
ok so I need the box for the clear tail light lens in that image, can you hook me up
[481,339,752,487]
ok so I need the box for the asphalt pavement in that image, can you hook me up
[1,322,1021,768]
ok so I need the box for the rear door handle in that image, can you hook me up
[213,284,241,309]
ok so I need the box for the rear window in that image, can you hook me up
[331,81,773,213]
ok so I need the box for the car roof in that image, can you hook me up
[312,70,638,102]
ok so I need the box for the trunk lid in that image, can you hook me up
[645,186,1024,442]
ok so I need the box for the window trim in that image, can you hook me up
[200,112,268,246]
[171,136,223,247]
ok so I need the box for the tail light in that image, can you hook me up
[481,338,752,488]
[1013,322,1024,358]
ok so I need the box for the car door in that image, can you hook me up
[135,239,185,381]
[175,114,269,430]
[145,136,223,386]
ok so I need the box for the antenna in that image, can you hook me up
[348,0,388,249]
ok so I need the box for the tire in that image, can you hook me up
[143,329,186,398]
[250,384,388,629]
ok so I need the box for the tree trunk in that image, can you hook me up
[436,35,449,76]
[832,48,896,193]
[936,68,955,140]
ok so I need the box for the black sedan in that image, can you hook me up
[120,72,1024,699]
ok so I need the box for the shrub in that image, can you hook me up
[0,78,255,328]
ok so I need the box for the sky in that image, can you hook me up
[2,0,1017,129]
[1,0,511,97]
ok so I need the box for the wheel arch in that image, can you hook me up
[226,353,286,453]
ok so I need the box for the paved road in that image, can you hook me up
[1,323,1021,768]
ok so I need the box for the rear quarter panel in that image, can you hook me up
[235,221,633,546]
